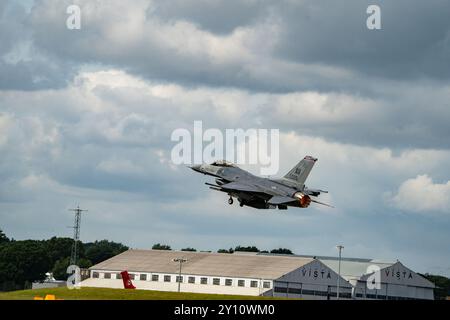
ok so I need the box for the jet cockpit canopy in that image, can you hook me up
[210,160,236,167]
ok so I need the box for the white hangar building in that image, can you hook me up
[260,253,435,300]
[318,256,435,300]
[81,249,435,300]
[81,249,353,299]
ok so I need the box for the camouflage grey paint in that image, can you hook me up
[190,156,332,210]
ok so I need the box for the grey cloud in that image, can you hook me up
[0,1,75,90]
[149,0,270,35]
[3,0,450,93]
[274,0,450,80]
[27,0,450,92]
[261,84,450,150]
[6,2,367,93]
[0,58,75,91]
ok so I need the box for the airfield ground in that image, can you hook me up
[0,287,283,300]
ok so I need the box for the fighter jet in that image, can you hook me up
[190,156,332,210]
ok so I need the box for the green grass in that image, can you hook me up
[0,287,283,300]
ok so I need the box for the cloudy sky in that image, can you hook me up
[1,0,449,276]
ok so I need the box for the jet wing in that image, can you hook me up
[219,182,263,193]
[267,196,297,205]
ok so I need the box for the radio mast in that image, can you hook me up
[69,206,88,266]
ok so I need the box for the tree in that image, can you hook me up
[152,243,171,250]
[234,245,259,252]
[218,248,234,254]
[85,240,128,265]
[0,234,128,291]
[0,229,9,245]
[270,248,293,255]
[0,240,51,289]
[421,273,450,300]
[44,237,77,266]
[52,257,70,281]
[181,247,196,252]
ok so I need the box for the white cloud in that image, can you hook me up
[96,158,145,176]
[388,175,450,214]
[2,69,450,193]
[273,91,380,125]
[0,113,12,146]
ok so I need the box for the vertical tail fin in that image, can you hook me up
[283,156,317,189]
[121,270,136,289]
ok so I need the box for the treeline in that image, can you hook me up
[420,274,450,300]
[0,229,128,291]
[152,243,293,255]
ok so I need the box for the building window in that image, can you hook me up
[116,273,122,280]
[200,277,208,285]
[176,276,183,283]
[238,280,245,287]
[104,273,111,279]
[225,279,232,286]
[274,287,287,293]
[302,289,315,295]
[92,272,99,278]
[129,274,135,280]
[151,275,159,282]
[164,275,171,282]
[263,281,271,288]
[213,278,220,285]
[140,274,147,281]
[274,286,287,293]
[289,288,303,295]
[188,277,195,284]
[250,281,258,288]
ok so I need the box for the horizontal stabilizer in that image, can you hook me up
[304,188,328,197]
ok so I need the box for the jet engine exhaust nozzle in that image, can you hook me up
[294,192,311,208]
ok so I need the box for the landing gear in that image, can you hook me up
[228,197,234,205]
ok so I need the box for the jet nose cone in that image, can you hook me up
[189,165,202,172]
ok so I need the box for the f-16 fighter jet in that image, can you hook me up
[190,156,332,210]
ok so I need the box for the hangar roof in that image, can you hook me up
[89,249,313,280]
[259,253,395,278]
[318,259,393,279]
